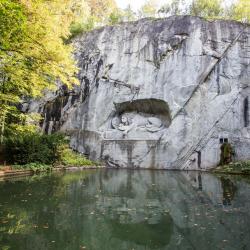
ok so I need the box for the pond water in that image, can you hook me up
[0,170,250,250]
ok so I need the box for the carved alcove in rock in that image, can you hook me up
[104,98,171,140]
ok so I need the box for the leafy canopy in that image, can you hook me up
[190,0,223,19]
[0,0,80,143]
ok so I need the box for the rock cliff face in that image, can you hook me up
[28,16,250,169]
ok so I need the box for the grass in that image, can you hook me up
[11,163,52,172]
[213,160,250,175]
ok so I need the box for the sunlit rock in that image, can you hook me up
[28,16,250,169]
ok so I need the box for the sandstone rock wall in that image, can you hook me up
[28,16,250,169]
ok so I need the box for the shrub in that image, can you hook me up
[57,144,93,166]
[69,18,95,40]
[219,142,234,165]
[4,131,66,165]
[13,163,52,172]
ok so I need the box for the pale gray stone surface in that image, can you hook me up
[28,16,250,169]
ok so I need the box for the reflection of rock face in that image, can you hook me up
[92,170,250,250]
[109,215,173,249]
[28,16,250,169]
[1,170,250,250]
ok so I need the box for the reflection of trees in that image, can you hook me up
[0,170,250,250]
[0,171,94,250]
[220,177,237,206]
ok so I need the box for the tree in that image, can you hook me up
[158,0,182,17]
[86,0,117,24]
[189,0,223,19]
[0,0,79,144]
[226,0,250,23]
[69,0,118,38]
[122,4,136,22]
[0,0,121,144]
[107,4,136,23]
[140,0,158,18]
[108,9,124,25]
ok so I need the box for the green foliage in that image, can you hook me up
[227,0,250,22]
[4,131,66,165]
[122,5,136,22]
[12,163,52,172]
[68,0,118,39]
[219,142,234,166]
[139,0,250,22]
[108,10,123,25]
[190,0,223,19]
[0,0,79,144]
[214,160,250,175]
[3,129,94,168]
[140,0,158,18]
[0,0,121,144]
[158,0,182,16]
[70,22,86,38]
[69,18,95,39]
[57,144,93,166]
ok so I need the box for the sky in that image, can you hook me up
[115,0,236,11]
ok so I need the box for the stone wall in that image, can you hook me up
[28,16,250,169]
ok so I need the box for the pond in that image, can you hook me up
[0,170,250,250]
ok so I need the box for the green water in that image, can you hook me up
[0,170,250,250]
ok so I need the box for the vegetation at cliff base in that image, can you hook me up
[57,144,94,166]
[214,161,250,175]
[3,129,93,168]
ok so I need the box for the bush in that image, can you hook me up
[219,142,234,165]
[3,129,94,167]
[12,163,52,172]
[57,144,93,166]
[69,18,95,40]
[4,131,66,165]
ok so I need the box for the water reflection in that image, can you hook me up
[0,170,250,250]
[220,177,237,206]
[109,214,173,249]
